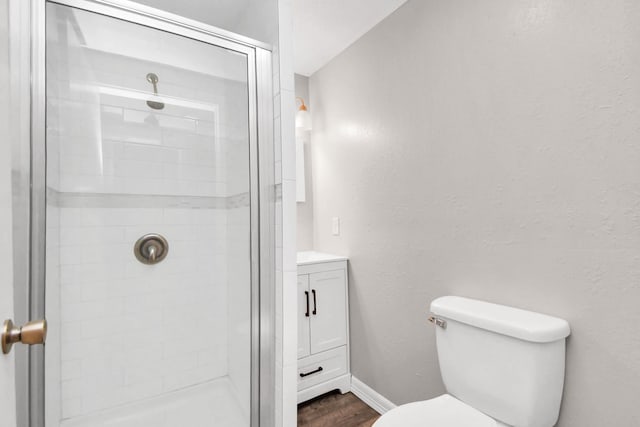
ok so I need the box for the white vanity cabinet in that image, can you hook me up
[297,252,350,403]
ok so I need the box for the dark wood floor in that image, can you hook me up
[298,392,380,427]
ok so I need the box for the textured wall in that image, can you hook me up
[308,0,640,424]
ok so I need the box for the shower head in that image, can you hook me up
[146,100,165,110]
[146,73,165,110]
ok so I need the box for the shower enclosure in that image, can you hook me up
[10,0,275,426]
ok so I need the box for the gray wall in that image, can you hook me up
[295,73,314,250]
[308,0,640,425]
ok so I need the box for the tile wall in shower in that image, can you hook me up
[45,41,251,421]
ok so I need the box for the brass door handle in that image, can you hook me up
[2,319,47,355]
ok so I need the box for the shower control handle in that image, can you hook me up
[134,234,169,265]
[2,319,48,355]
[147,245,157,262]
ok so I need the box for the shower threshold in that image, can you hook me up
[59,377,248,427]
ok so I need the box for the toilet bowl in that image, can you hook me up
[374,394,509,427]
[373,296,570,427]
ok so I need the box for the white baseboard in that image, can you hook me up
[350,376,396,415]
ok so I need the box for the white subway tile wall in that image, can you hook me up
[46,7,252,422]
[49,52,236,198]
[59,379,248,427]
[226,206,252,416]
[275,0,298,426]
[55,207,229,417]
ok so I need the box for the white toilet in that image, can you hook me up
[374,296,571,427]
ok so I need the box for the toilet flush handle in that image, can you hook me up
[428,315,447,329]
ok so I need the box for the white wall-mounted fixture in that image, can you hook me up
[295,97,310,202]
[296,139,306,202]
[296,97,312,131]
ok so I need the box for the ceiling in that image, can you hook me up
[293,0,409,76]
[131,0,251,33]
[130,0,278,45]
[67,6,247,81]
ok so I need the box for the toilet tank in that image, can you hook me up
[430,296,571,427]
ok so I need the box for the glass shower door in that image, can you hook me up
[44,3,254,426]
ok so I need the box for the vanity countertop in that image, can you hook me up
[296,251,348,266]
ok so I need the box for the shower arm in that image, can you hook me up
[147,73,160,95]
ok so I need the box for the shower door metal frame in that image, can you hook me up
[13,0,276,426]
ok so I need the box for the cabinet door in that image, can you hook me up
[309,269,347,354]
[298,274,311,359]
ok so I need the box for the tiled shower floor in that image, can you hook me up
[60,377,248,427]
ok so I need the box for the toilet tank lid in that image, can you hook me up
[430,296,571,343]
